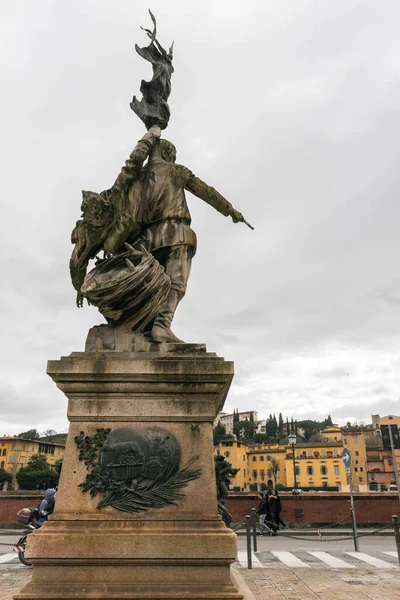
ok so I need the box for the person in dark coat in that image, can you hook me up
[273,489,286,529]
[264,490,278,534]
[256,492,269,534]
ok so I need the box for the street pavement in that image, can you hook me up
[0,532,399,600]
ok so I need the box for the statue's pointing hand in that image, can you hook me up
[231,208,244,223]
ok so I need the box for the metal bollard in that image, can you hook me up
[350,506,359,552]
[245,515,252,569]
[251,507,258,553]
[392,515,400,567]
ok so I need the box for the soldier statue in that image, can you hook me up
[70,12,252,345]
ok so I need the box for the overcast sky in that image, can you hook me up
[1,0,400,435]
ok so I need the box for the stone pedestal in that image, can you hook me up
[15,347,242,600]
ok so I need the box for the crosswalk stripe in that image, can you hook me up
[0,553,17,564]
[237,551,264,568]
[383,551,399,558]
[307,551,355,568]
[345,552,398,569]
[271,551,310,567]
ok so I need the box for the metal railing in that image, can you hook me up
[237,513,400,569]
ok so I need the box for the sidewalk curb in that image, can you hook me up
[234,529,393,537]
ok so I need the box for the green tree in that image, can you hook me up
[234,420,256,443]
[0,468,12,485]
[16,468,58,490]
[278,413,284,433]
[16,453,59,490]
[17,429,40,440]
[213,423,227,445]
[252,433,269,444]
[27,454,49,470]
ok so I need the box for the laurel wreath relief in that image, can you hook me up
[74,428,201,514]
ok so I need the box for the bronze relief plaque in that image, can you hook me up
[75,427,200,514]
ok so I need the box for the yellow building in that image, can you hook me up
[285,442,347,489]
[247,445,286,489]
[215,439,249,490]
[321,424,377,491]
[0,437,65,485]
[215,437,348,491]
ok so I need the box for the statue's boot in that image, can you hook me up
[151,289,185,344]
[151,325,184,344]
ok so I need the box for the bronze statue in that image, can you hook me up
[70,12,253,345]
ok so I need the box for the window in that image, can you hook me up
[224,451,230,458]
[355,460,358,464]
[2,449,6,456]
[334,465,339,475]
[354,467,358,472]
[321,450,326,457]
[309,482,314,487]
[244,469,246,477]
[370,472,376,481]
[320,466,328,475]
[308,450,312,457]
[252,470,257,479]
[7,468,12,473]
[295,466,300,475]
[334,450,338,457]
[359,477,362,482]
[252,456,257,462]
[354,437,358,444]
[266,455,271,461]
[388,459,393,466]
[11,444,15,450]
[243,455,246,461]
[31,446,35,452]
[297,452,301,458]
[360,467,363,472]
[307,466,314,475]
[355,451,359,456]
[260,470,265,479]
[259,456,264,461]
[0,461,4,469]
[344,439,347,444]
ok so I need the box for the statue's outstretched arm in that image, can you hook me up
[111,125,161,193]
[185,173,245,224]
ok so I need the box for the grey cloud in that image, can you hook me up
[2,0,400,432]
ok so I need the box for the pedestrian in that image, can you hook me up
[264,490,278,534]
[255,492,269,535]
[273,489,286,529]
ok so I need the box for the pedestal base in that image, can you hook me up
[15,347,242,600]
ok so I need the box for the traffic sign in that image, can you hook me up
[342,448,351,467]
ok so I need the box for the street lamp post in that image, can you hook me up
[288,433,297,490]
